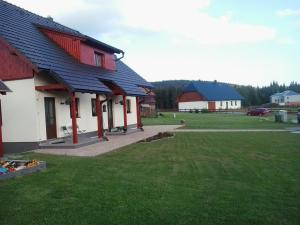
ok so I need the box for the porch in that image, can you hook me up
[38,125,143,149]
[34,71,143,148]
[34,125,181,157]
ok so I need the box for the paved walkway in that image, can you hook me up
[34,125,181,157]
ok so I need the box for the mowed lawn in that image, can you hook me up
[1,132,300,225]
[142,112,299,129]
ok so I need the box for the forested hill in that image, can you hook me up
[151,80,300,109]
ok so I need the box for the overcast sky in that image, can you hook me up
[7,0,300,86]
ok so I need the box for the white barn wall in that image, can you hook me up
[179,100,241,111]
[215,100,241,109]
[2,79,39,142]
[178,101,208,111]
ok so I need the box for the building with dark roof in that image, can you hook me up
[270,90,300,106]
[177,81,244,111]
[0,0,153,153]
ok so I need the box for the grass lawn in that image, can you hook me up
[142,112,299,129]
[1,132,300,225]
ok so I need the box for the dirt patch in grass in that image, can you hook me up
[138,132,174,143]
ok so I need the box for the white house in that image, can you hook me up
[270,90,300,106]
[0,1,153,154]
[177,81,243,111]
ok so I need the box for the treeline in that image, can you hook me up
[152,80,300,109]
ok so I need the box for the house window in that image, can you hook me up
[235,100,237,106]
[70,98,80,118]
[220,101,223,106]
[126,99,131,113]
[94,52,103,67]
[103,104,107,112]
[231,101,233,106]
[91,99,96,117]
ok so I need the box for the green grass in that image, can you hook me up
[142,112,299,129]
[1,132,300,225]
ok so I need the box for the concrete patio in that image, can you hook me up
[34,125,181,157]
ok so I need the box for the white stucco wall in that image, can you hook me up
[178,101,208,111]
[111,95,137,127]
[34,90,108,141]
[285,95,300,104]
[270,94,300,105]
[271,96,280,104]
[2,79,39,142]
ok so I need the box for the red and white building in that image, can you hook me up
[0,1,153,154]
[177,81,243,111]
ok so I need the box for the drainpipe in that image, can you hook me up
[96,94,103,139]
[115,51,125,61]
[122,95,127,132]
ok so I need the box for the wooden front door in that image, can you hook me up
[107,99,114,131]
[44,97,57,139]
[208,101,216,111]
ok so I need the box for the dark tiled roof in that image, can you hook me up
[0,80,11,93]
[184,81,244,101]
[0,0,153,95]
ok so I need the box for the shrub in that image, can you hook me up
[201,109,209,113]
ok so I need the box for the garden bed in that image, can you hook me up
[138,132,174,143]
[0,160,46,181]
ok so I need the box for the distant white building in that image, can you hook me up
[177,81,243,111]
[270,90,300,106]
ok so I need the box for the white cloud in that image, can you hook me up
[277,37,295,45]
[276,9,300,17]
[117,0,276,45]
[8,0,276,46]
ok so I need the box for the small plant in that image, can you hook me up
[180,119,185,124]
[195,109,199,113]
[189,109,193,113]
[201,109,209,113]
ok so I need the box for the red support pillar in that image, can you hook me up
[70,92,78,144]
[122,95,127,130]
[136,96,141,129]
[96,94,103,139]
[0,100,3,157]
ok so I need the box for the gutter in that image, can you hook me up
[115,51,125,61]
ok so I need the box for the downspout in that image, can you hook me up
[115,51,125,61]
[100,95,109,141]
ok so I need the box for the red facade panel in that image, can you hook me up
[0,39,33,80]
[208,101,216,111]
[177,92,205,102]
[41,29,81,60]
[80,43,116,70]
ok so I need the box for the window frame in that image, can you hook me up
[126,99,131,114]
[91,98,96,117]
[94,52,104,67]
